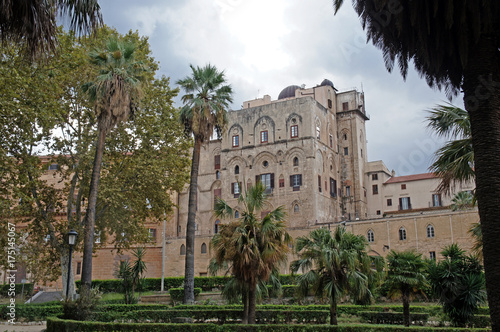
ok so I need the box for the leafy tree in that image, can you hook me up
[210,181,291,324]
[428,244,486,327]
[384,250,428,327]
[0,0,102,59]
[80,36,150,295]
[331,2,500,328]
[291,227,381,325]
[177,64,233,304]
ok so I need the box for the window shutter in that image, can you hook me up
[256,175,260,184]
[399,198,403,208]
[231,183,234,194]
[299,174,302,186]
[214,155,220,169]
[270,173,275,188]
[290,175,293,187]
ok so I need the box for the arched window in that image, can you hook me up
[180,244,186,255]
[235,210,239,218]
[294,204,300,213]
[216,170,220,179]
[367,229,374,243]
[293,157,299,167]
[214,220,221,234]
[201,243,207,254]
[399,227,407,241]
[427,224,435,238]
[343,133,348,140]
[235,165,239,174]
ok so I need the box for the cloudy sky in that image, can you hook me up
[98,0,462,176]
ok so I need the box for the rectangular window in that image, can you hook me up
[316,126,321,139]
[257,173,274,193]
[232,135,239,147]
[329,135,333,148]
[399,197,411,210]
[290,125,298,138]
[342,102,349,111]
[318,175,322,192]
[48,164,58,170]
[429,251,436,260]
[372,174,378,181]
[231,182,240,198]
[401,184,406,190]
[330,178,337,197]
[345,186,351,197]
[372,184,378,195]
[148,228,157,242]
[260,130,268,143]
[279,178,285,188]
[344,147,348,156]
[432,194,442,207]
[214,155,221,170]
[387,198,392,206]
[290,174,302,190]
[94,231,101,244]
[214,188,222,206]
[328,99,333,108]
[376,210,381,215]
[76,262,81,275]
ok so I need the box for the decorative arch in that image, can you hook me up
[315,149,324,173]
[285,112,303,137]
[228,123,244,144]
[180,244,186,255]
[254,115,276,143]
[426,224,435,238]
[201,243,207,254]
[254,151,278,166]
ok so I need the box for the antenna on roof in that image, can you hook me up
[361,82,364,92]
[300,84,306,89]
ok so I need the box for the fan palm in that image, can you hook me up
[469,222,483,261]
[0,0,102,59]
[177,64,233,304]
[331,2,500,328]
[291,227,380,325]
[384,250,428,327]
[80,37,149,293]
[451,191,474,211]
[210,181,291,324]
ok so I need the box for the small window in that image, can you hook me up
[345,186,351,197]
[401,184,407,190]
[316,125,321,139]
[293,157,299,167]
[432,194,441,207]
[214,188,222,206]
[76,262,81,275]
[342,102,349,111]
[214,220,221,234]
[180,244,186,255]
[48,164,58,170]
[235,210,239,218]
[328,99,333,108]
[260,130,268,143]
[399,227,407,241]
[387,199,392,206]
[372,184,378,195]
[372,174,378,181]
[318,175,322,192]
[376,210,381,215]
[94,231,101,244]
[232,135,239,147]
[344,147,348,156]
[235,165,239,174]
[399,197,411,210]
[330,178,337,197]
[263,160,269,168]
[290,174,302,190]
[427,224,435,238]
[291,125,298,138]
[216,170,220,179]
[214,155,221,169]
[201,243,207,254]
[367,229,374,243]
[231,182,240,198]
[343,133,348,140]
[429,251,436,260]
[148,228,157,242]
[279,178,285,188]
[294,204,300,213]
[329,135,333,148]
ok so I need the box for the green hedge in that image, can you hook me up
[0,283,34,297]
[46,317,491,332]
[169,288,202,301]
[359,311,429,325]
[469,315,490,328]
[0,304,62,321]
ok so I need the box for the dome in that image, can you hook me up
[320,79,337,91]
[278,85,301,100]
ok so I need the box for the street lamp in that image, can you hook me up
[66,230,78,299]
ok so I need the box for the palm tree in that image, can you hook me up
[428,244,486,327]
[210,181,291,324]
[0,0,102,58]
[426,104,474,194]
[469,222,483,261]
[331,2,500,328]
[384,250,428,327]
[451,191,474,211]
[291,227,379,325]
[177,64,233,304]
[80,37,149,294]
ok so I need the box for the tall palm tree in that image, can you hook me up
[177,64,233,304]
[384,250,428,327]
[80,37,148,294]
[469,222,483,261]
[426,104,474,194]
[291,227,379,325]
[210,181,291,324]
[331,2,500,328]
[451,191,474,211]
[0,0,102,59]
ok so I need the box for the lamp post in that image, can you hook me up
[66,230,78,299]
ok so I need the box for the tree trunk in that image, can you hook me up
[402,288,410,327]
[183,138,202,304]
[329,298,338,325]
[463,34,500,332]
[80,121,107,293]
[248,281,257,324]
[60,247,75,299]
[242,287,249,324]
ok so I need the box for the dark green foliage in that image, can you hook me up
[358,311,429,325]
[169,288,202,301]
[0,283,34,297]
[62,287,101,321]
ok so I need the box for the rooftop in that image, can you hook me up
[385,172,437,184]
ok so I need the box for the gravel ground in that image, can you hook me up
[1,322,46,332]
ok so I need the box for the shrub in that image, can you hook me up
[0,283,34,297]
[169,288,202,301]
[358,311,429,325]
[62,287,101,321]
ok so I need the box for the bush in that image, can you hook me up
[469,315,491,328]
[358,311,429,325]
[0,283,34,297]
[282,285,297,298]
[169,288,202,301]
[62,287,101,321]
[0,304,62,321]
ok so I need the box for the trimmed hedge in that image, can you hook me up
[46,317,491,332]
[0,283,34,297]
[359,311,429,325]
[169,288,202,301]
[0,304,62,321]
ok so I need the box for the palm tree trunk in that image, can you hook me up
[463,34,500,332]
[242,287,249,324]
[183,138,202,304]
[80,121,107,293]
[248,281,257,324]
[329,298,338,325]
[402,288,410,327]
